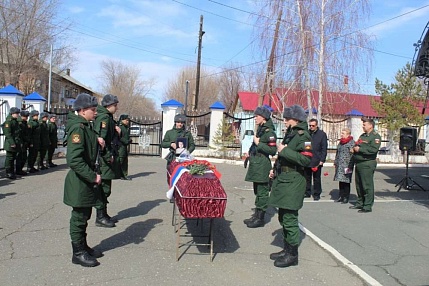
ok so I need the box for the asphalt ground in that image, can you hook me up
[0,156,428,286]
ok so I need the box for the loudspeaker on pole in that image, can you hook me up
[399,127,417,151]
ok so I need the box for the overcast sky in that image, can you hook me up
[61,0,429,107]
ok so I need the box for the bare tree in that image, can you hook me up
[163,66,220,112]
[253,0,373,124]
[0,0,75,93]
[99,60,157,118]
[218,63,244,113]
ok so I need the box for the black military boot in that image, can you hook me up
[95,209,115,228]
[83,234,103,258]
[48,162,57,168]
[71,241,100,267]
[246,209,265,228]
[243,209,257,224]
[104,206,118,223]
[6,172,16,180]
[16,170,28,176]
[274,243,298,268]
[270,242,287,260]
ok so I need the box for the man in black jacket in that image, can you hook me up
[304,119,328,201]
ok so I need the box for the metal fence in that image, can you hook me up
[128,117,162,156]
[184,110,211,147]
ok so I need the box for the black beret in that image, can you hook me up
[9,107,20,114]
[254,106,271,120]
[20,110,30,117]
[40,112,49,118]
[174,114,186,122]
[73,93,98,111]
[30,110,39,117]
[101,94,119,107]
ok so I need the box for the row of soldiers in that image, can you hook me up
[2,107,58,179]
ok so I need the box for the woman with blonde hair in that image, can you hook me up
[333,128,354,204]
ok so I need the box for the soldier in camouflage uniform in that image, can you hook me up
[93,94,121,228]
[118,114,132,180]
[349,117,381,213]
[27,110,40,173]
[161,114,195,165]
[37,112,50,170]
[47,114,58,167]
[16,110,31,176]
[268,105,313,268]
[2,107,21,179]
[63,93,103,267]
[243,106,277,228]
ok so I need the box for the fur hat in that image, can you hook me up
[119,114,129,121]
[174,114,186,123]
[9,107,20,114]
[101,94,119,107]
[288,104,307,122]
[40,112,49,119]
[73,93,98,111]
[254,106,271,120]
[30,110,39,117]
[283,106,291,119]
[20,110,30,117]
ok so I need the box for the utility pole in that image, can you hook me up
[47,44,53,110]
[195,15,204,110]
[258,7,282,107]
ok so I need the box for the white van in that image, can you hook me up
[130,125,141,136]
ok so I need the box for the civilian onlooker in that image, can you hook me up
[304,119,327,200]
[333,128,354,204]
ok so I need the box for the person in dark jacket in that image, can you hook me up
[27,110,40,173]
[2,107,21,179]
[93,94,121,227]
[63,93,103,267]
[333,128,354,204]
[37,112,50,170]
[243,106,277,228]
[47,114,58,167]
[16,110,31,176]
[118,114,132,180]
[304,118,327,200]
[161,114,195,165]
[268,105,313,268]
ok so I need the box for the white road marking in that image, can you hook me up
[299,223,383,286]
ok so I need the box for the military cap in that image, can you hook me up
[73,93,98,111]
[288,104,307,122]
[101,94,119,107]
[20,110,30,117]
[174,114,186,123]
[119,114,129,121]
[30,110,39,117]
[9,107,20,114]
[40,112,49,118]
[49,114,56,119]
[254,106,271,120]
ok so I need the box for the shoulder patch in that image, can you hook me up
[375,138,380,144]
[265,128,270,132]
[304,141,312,150]
[4,123,9,128]
[71,134,81,144]
[101,121,107,129]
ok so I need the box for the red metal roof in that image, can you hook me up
[237,89,385,117]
